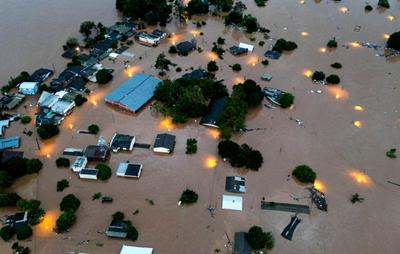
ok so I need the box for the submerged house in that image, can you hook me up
[234,232,252,254]
[106,220,128,238]
[120,245,153,254]
[84,145,110,161]
[0,93,25,110]
[176,41,196,55]
[0,137,20,150]
[110,133,135,152]
[79,168,98,180]
[153,133,176,154]
[0,120,10,136]
[264,50,281,59]
[0,150,24,164]
[18,82,39,95]
[137,32,161,46]
[182,69,208,79]
[116,162,143,178]
[225,176,246,193]
[71,156,88,173]
[200,96,229,128]
[29,68,53,83]
[37,91,75,116]
[5,212,28,228]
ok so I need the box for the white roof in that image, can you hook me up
[38,91,59,108]
[0,120,10,136]
[120,245,153,254]
[51,100,75,115]
[109,52,119,59]
[55,90,68,98]
[222,195,243,211]
[19,82,38,89]
[239,42,254,52]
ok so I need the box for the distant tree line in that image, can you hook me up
[0,157,43,188]
[1,71,30,93]
[116,0,172,25]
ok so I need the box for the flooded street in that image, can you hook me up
[1,0,400,253]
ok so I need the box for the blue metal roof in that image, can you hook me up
[104,73,161,112]
[0,137,20,150]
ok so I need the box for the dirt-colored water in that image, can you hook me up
[1,0,400,253]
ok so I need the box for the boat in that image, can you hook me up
[262,87,286,106]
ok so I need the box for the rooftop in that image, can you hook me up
[200,96,229,128]
[153,133,176,152]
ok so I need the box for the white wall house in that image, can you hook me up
[79,168,98,180]
[71,156,88,173]
[19,82,39,95]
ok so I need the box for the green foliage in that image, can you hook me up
[0,171,13,188]
[218,140,263,170]
[11,243,30,254]
[112,211,125,221]
[74,94,88,106]
[25,158,42,174]
[96,164,112,180]
[386,148,397,158]
[327,38,338,48]
[233,80,264,108]
[211,43,225,59]
[378,0,390,8]
[169,45,178,54]
[242,14,259,33]
[60,194,80,212]
[88,124,100,134]
[57,179,70,192]
[1,71,30,93]
[325,74,340,84]
[259,40,265,46]
[16,199,30,211]
[96,69,113,84]
[27,206,45,225]
[0,193,21,207]
[180,189,199,204]
[311,71,325,82]
[0,157,42,188]
[272,38,298,53]
[217,37,225,45]
[248,226,274,250]
[208,0,234,11]
[15,224,32,240]
[364,5,373,11]
[186,138,198,154]
[37,124,59,139]
[79,21,96,38]
[155,53,172,74]
[125,220,139,241]
[292,165,316,183]
[278,93,295,108]
[186,0,209,15]
[224,10,243,26]
[64,37,80,50]
[261,59,269,66]
[56,209,76,232]
[92,192,102,200]
[21,116,31,124]
[38,83,51,93]
[56,157,70,168]
[207,61,219,72]
[350,193,364,204]
[0,225,15,241]
[231,64,242,72]
[387,31,400,51]
[255,0,268,7]
[330,62,342,69]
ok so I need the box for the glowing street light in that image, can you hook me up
[204,156,217,168]
[319,47,327,53]
[300,31,309,37]
[314,179,326,192]
[353,120,362,128]
[383,33,390,39]
[303,69,313,78]
[354,105,364,111]
[339,6,349,13]
[387,15,396,22]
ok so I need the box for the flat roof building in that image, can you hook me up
[116,163,143,178]
[200,96,229,128]
[110,133,135,152]
[79,168,98,180]
[19,82,39,95]
[225,176,246,193]
[104,73,161,113]
[222,195,243,211]
[71,156,88,173]
[153,133,176,154]
[234,232,252,254]
[120,245,153,254]
[106,220,128,238]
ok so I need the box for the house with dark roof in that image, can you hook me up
[84,145,110,161]
[68,77,87,92]
[234,232,252,254]
[106,220,128,238]
[62,48,80,59]
[116,162,142,178]
[5,212,28,228]
[151,29,167,39]
[229,46,248,56]
[110,133,135,152]
[200,96,229,128]
[182,69,209,79]
[153,133,176,154]
[29,68,54,83]
[0,93,25,110]
[225,176,246,193]
[176,41,196,55]
[0,150,24,164]
[264,50,281,59]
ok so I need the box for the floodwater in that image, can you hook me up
[1,0,400,254]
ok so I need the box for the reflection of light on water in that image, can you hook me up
[339,6,348,13]
[387,15,396,21]
[233,76,245,84]
[314,179,326,192]
[319,47,327,53]
[303,69,313,78]
[354,105,364,111]
[125,66,140,78]
[349,170,371,185]
[300,31,309,37]
[327,86,349,100]
[299,0,305,4]
[204,156,217,168]
[190,30,200,37]
[38,142,56,158]
[159,117,175,131]
[383,34,390,39]
[36,210,59,237]
[206,51,218,61]
[208,129,220,139]
[168,33,182,45]
[88,91,106,107]
[247,55,258,66]
[349,41,361,48]
[353,120,362,128]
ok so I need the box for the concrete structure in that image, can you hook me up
[153,133,176,154]
[222,195,243,211]
[18,82,39,95]
[79,168,98,180]
[120,245,153,254]
[104,73,161,113]
[116,162,143,178]
[71,156,88,173]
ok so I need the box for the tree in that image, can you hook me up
[278,93,295,108]
[273,38,297,53]
[234,79,264,108]
[125,221,139,241]
[186,138,198,154]
[116,0,172,25]
[261,59,269,66]
[327,38,338,48]
[365,5,373,11]
[15,224,32,240]
[378,0,390,8]
[16,199,30,211]
[155,53,172,75]
[64,37,80,50]
[186,0,209,15]
[37,124,59,139]
[311,71,325,82]
[386,148,397,158]
[112,211,125,221]
[21,116,31,124]
[27,206,45,225]
[292,165,316,183]
[224,10,243,25]
[56,209,76,231]
[96,164,112,180]
[242,14,258,33]
[218,140,241,158]
[255,0,267,7]
[88,124,100,134]
[248,226,274,250]
[244,147,264,171]
[74,94,87,106]
[387,31,400,51]
[0,225,15,241]
[60,194,80,212]
[0,171,13,188]
[57,179,70,192]
[79,21,96,38]
[209,0,234,11]
[56,157,70,167]
[207,61,219,72]
[331,62,342,69]
[0,193,21,207]
[350,193,364,204]
[25,159,42,173]
[180,189,199,204]
[231,64,241,71]
[326,74,340,84]
[96,69,113,84]
[168,45,178,54]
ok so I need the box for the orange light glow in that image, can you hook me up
[349,170,372,185]
[159,117,175,131]
[299,0,305,4]
[247,55,258,66]
[190,29,200,37]
[339,6,348,13]
[349,41,361,48]
[354,105,364,111]
[88,90,106,107]
[314,179,326,192]
[319,47,327,53]
[204,156,217,168]
[168,33,182,45]
[303,69,313,78]
[387,15,396,21]
[353,120,362,128]
[233,76,245,84]
[383,34,390,39]
[206,51,218,61]
[36,210,59,237]
[75,47,80,52]
[208,129,220,139]
[125,66,140,78]
[300,31,309,37]
[37,142,56,158]
[327,86,349,100]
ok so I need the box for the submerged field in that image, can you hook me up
[1,0,400,253]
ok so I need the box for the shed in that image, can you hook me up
[104,73,161,113]
[234,232,252,254]
[116,163,143,178]
[110,133,135,152]
[120,245,153,254]
[176,41,196,55]
[0,120,10,136]
[200,96,229,128]
[71,156,88,173]
[264,50,281,59]
[225,176,246,193]
[222,195,243,211]
[229,46,248,56]
[84,145,110,161]
[19,82,39,95]
[0,137,20,150]
[238,42,254,52]
[79,168,98,180]
[106,220,128,238]
[153,133,176,154]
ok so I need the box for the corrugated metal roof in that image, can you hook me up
[0,137,20,150]
[105,73,160,112]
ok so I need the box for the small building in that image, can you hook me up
[63,148,84,156]
[5,212,28,228]
[0,93,25,110]
[182,69,208,79]
[0,150,24,164]
[18,82,39,95]
[261,73,273,81]
[71,156,88,173]
[264,50,281,59]
[29,68,54,83]
[68,77,86,92]
[79,168,98,180]
[238,42,254,52]
[110,23,134,35]
[225,176,246,193]
[234,232,252,254]
[200,96,229,128]
[137,32,161,46]
[229,46,248,56]
[0,120,10,136]
[0,137,20,150]
[151,29,167,39]
[104,73,161,113]
[110,133,135,152]
[106,220,128,238]
[35,108,64,127]
[222,195,243,211]
[84,145,110,161]
[116,163,143,178]
[153,133,176,154]
[176,41,196,55]
[120,245,153,254]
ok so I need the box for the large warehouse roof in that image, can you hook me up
[104,73,161,112]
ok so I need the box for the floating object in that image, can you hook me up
[307,187,328,211]
[281,215,302,240]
